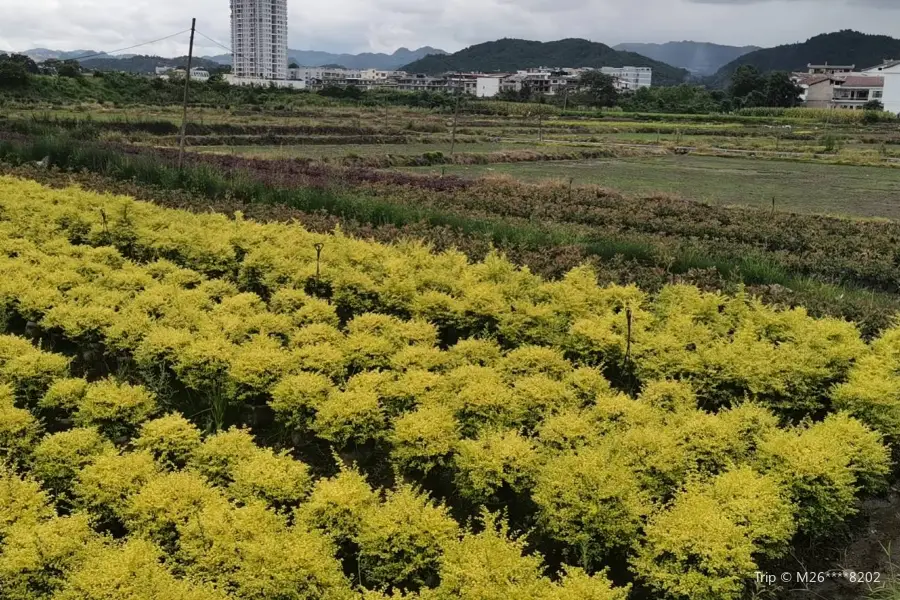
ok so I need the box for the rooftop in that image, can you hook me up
[838,75,884,87]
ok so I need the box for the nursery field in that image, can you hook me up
[0,175,898,600]
[405,154,900,219]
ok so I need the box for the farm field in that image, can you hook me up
[6,79,900,599]
[192,141,543,159]
[0,175,897,600]
[404,154,900,219]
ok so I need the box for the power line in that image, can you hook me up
[67,30,192,62]
[195,30,231,54]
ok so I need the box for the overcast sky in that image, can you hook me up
[0,0,897,56]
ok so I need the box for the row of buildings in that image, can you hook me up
[222,65,654,95]
[224,1,652,94]
[795,61,900,112]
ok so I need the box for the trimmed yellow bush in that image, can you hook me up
[133,414,203,469]
[391,404,460,473]
[533,444,650,566]
[453,429,540,503]
[31,427,115,498]
[356,485,460,589]
[74,378,157,438]
[53,538,229,600]
[0,513,98,600]
[0,384,41,466]
[228,448,312,509]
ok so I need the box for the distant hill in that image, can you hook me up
[205,46,446,70]
[711,30,900,85]
[22,48,108,62]
[400,38,689,85]
[77,54,224,74]
[613,41,760,76]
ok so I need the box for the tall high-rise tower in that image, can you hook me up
[230,0,288,80]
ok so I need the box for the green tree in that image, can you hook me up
[58,60,83,78]
[577,70,617,107]
[764,71,802,107]
[728,65,765,100]
[0,54,32,87]
[864,99,884,111]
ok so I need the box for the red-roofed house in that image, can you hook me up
[832,76,884,109]
[804,74,884,109]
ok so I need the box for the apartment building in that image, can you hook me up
[599,66,652,90]
[230,0,288,80]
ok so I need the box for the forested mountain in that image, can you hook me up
[711,30,900,85]
[205,47,446,70]
[400,38,690,85]
[77,55,224,74]
[613,41,759,75]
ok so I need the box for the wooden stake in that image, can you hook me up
[177,18,196,171]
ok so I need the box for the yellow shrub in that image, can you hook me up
[549,567,630,600]
[832,326,900,441]
[53,538,229,600]
[32,427,115,498]
[0,336,70,404]
[0,383,41,466]
[228,449,312,509]
[533,444,649,565]
[498,346,572,380]
[356,485,459,589]
[757,425,858,535]
[188,427,258,487]
[133,414,203,469]
[807,412,891,495]
[703,467,796,558]
[295,466,379,542]
[0,513,99,600]
[391,404,460,474]
[38,377,88,412]
[74,451,159,524]
[632,490,757,600]
[74,378,157,438]
[435,512,551,599]
[227,336,299,400]
[453,429,540,503]
[270,372,334,431]
[537,409,600,452]
[446,338,503,368]
[563,367,613,406]
[0,464,54,541]
[123,471,230,552]
[512,375,578,426]
[313,388,388,446]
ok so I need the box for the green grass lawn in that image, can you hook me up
[403,154,900,220]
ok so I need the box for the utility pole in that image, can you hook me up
[562,87,569,113]
[449,78,462,156]
[178,18,197,171]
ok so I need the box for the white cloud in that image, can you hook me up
[0,0,897,55]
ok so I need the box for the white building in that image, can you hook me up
[223,74,306,89]
[476,76,503,98]
[881,62,900,114]
[599,66,652,90]
[230,0,288,80]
